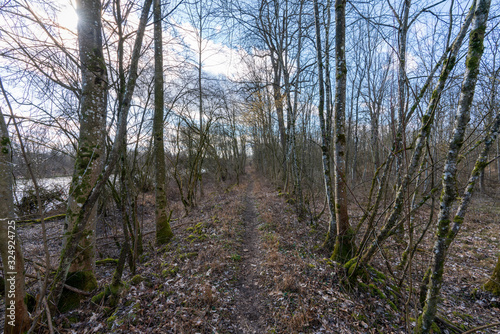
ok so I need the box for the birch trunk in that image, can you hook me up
[395,0,411,182]
[416,0,491,331]
[313,0,336,250]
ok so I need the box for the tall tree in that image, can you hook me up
[49,0,152,312]
[56,0,109,311]
[154,0,174,245]
[331,0,356,262]
[313,0,337,251]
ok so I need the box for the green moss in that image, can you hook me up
[369,283,386,299]
[131,275,144,285]
[331,229,357,264]
[446,56,456,71]
[344,256,359,270]
[431,90,438,100]
[92,281,124,307]
[452,311,473,321]
[483,255,500,295]
[387,300,398,312]
[368,265,387,281]
[91,291,106,304]
[467,53,479,69]
[343,256,367,280]
[139,253,150,263]
[388,284,400,295]
[416,315,423,333]
[231,254,242,262]
[387,288,398,301]
[161,266,179,278]
[58,270,98,312]
[156,210,174,246]
[106,315,118,328]
[179,252,198,260]
[358,282,369,291]
[96,258,118,265]
[431,321,442,333]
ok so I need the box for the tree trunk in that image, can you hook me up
[49,0,152,312]
[154,0,173,245]
[313,0,336,251]
[331,0,356,263]
[416,1,491,331]
[484,254,500,295]
[57,0,108,312]
[0,105,31,334]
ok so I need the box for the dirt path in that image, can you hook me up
[232,180,268,333]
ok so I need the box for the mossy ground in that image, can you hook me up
[483,255,500,295]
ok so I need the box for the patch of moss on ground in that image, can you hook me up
[162,265,179,278]
[131,275,144,285]
[179,252,198,260]
[96,258,119,265]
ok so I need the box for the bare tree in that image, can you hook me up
[154,0,174,245]
[331,0,356,262]
[417,1,492,331]
[313,0,336,251]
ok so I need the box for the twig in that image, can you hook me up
[43,298,55,334]
[24,272,91,296]
[17,214,66,225]
[461,322,500,334]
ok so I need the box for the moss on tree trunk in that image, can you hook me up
[484,255,500,295]
[58,270,97,312]
[332,228,356,264]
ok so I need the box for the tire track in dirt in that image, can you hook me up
[232,180,268,333]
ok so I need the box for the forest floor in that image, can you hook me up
[1,170,500,333]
